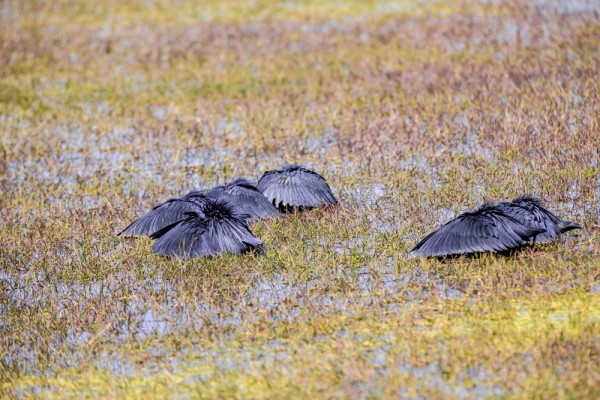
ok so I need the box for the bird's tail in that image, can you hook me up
[559,220,582,233]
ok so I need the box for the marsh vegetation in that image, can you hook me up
[1,0,599,398]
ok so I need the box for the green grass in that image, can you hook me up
[1,0,599,398]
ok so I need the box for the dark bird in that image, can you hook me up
[410,196,581,258]
[409,204,545,257]
[120,179,280,238]
[257,164,337,212]
[205,178,280,221]
[119,191,209,237]
[150,199,263,259]
[494,195,581,244]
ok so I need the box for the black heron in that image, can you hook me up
[409,203,544,257]
[205,178,280,221]
[494,195,581,244]
[257,164,337,212]
[409,196,581,258]
[120,179,279,238]
[150,198,263,259]
[119,191,209,237]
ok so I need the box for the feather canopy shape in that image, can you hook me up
[409,204,545,257]
[119,191,209,237]
[410,196,581,257]
[150,199,264,259]
[257,164,337,212]
[494,196,563,244]
[205,178,280,220]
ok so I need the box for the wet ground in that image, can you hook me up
[1,0,599,398]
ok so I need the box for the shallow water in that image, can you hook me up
[1,0,599,396]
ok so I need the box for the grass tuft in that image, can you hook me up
[1,0,599,398]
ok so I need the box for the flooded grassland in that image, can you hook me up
[1,0,599,398]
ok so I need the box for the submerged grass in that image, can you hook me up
[9,293,600,398]
[1,0,599,398]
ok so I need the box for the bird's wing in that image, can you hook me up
[119,197,205,237]
[257,168,336,210]
[150,217,207,258]
[511,196,561,224]
[207,218,264,254]
[409,208,544,257]
[151,212,263,259]
[503,198,562,243]
[515,196,582,235]
[206,179,280,220]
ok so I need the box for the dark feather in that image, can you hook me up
[558,220,582,233]
[205,178,280,220]
[119,191,209,237]
[257,164,337,212]
[496,195,581,243]
[151,199,264,259]
[409,204,545,257]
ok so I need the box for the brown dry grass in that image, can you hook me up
[1,0,599,398]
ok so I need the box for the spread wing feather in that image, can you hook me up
[494,198,559,243]
[206,178,280,220]
[498,195,580,243]
[257,165,337,212]
[119,192,208,237]
[409,205,544,257]
[150,200,264,259]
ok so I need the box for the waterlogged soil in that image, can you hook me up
[1,0,599,398]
